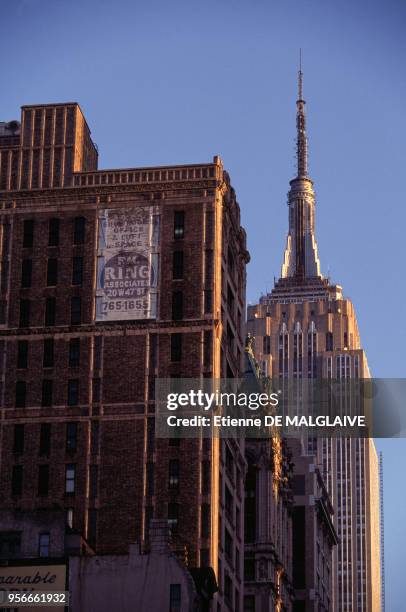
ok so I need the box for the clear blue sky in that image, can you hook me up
[2,0,405,607]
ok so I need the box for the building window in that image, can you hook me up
[172,251,184,279]
[67,379,79,406]
[45,297,56,326]
[201,503,210,539]
[66,422,78,452]
[70,297,81,325]
[204,289,212,314]
[38,533,50,557]
[43,338,54,368]
[38,465,49,496]
[13,424,24,454]
[202,460,210,495]
[41,379,53,407]
[173,211,185,239]
[169,459,180,490]
[225,528,233,563]
[46,258,58,286]
[17,340,28,369]
[243,595,255,612]
[169,584,181,612]
[263,335,271,355]
[73,217,86,244]
[170,333,182,362]
[326,331,333,352]
[168,502,179,533]
[21,259,32,288]
[68,338,80,367]
[172,291,183,320]
[0,531,21,559]
[92,378,101,403]
[72,257,83,285]
[48,218,60,246]
[224,573,232,608]
[39,423,51,456]
[146,462,154,496]
[11,465,23,496]
[66,508,74,529]
[244,557,255,581]
[15,380,26,408]
[65,464,76,494]
[23,219,34,248]
[19,299,30,328]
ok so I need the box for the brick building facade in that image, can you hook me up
[0,103,249,611]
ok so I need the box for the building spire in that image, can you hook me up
[296,50,308,178]
[279,58,322,281]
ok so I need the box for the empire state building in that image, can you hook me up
[247,68,381,611]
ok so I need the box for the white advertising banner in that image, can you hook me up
[96,206,159,321]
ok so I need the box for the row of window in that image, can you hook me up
[21,257,83,288]
[13,422,78,455]
[15,379,80,408]
[17,338,81,369]
[0,531,50,559]
[19,296,82,327]
[22,217,86,248]
[11,462,76,497]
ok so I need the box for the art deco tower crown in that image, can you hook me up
[280,64,322,281]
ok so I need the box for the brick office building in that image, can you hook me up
[0,103,249,611]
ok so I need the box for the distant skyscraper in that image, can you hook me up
[247,68,381,611]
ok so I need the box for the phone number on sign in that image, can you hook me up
[101,299,148,312]
[3,591,68,607]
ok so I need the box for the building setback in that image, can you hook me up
[0,104,249,611]
[247,68,381,611]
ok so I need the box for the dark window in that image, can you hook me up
[204,289,212,314]
[73,217,86,244]
[172,291,183,320]
[326,331,333,352]
[38,465,49,496]
[72,257,83,285]
[224,573,232,607]
[68,338,80,367]
[41,379,53,407]
[13,424,24,454]
[169,459,179,490]
[146,462,154,496]
[21,259,32,288]
[71,297,81,325]
[202,460,210,495]
[200,549,210,567]
[173,211,185,239]
[19,299,30,327]
[39,423,51,456]
[48,218,60,246]
[43,338,54,368]
[65,464,76,493]
[0,531,21,559]
[89,465,98,499]
[172,251,184,279]
[168,502,179,533]
[23,219,34,248]
[67,379,79,406]
[225,528,233,562]
[170,333,182,362]
[38,533,50,557]
[292,475,306,495]
[11,465,23,496]
[46,258,58,286]
[244,595,255,612]
[15,381,26,408]
[263,335,271,355]
[169,584,181,612]
[45,297,56,326]
[244,557,255,581]
[66,422,77,452]
[92,378,101,403]
[201,503,210,538]
[17,340,28,369]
